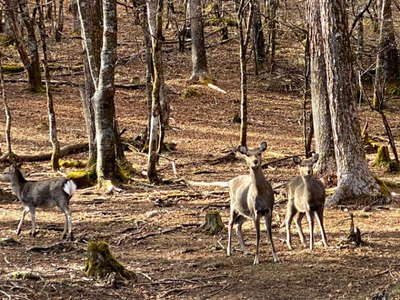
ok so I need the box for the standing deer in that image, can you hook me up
[285,153,328,250]
[3,165,76,240]
[227,142,279,265]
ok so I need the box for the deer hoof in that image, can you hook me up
[16,229,21,235]
[253,257,260,265]
[30,231,37,237]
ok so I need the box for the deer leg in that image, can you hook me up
[294,212,306,247]
[227,210,236,257]
[306,210,315,251]
[253,214,261,265]
[16,207,29,235]
[314,209,328,247]
[236,218,248,255]
[61,206,73,240]
[29,207,37,237]
[265,210,279,263]
[285,206,296,250]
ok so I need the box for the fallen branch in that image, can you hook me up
[184,179,229,188]
[0,143,88,163]
[133,226,183,241]
[4,79,145,90]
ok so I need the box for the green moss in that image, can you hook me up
[374,176,392,198]
[2,64,25,74]
[66,165,97,188]
[60,159,87,169]
[182,86,202,99]
[373,145,391,167]
[8,271,41,281]
[84,241,135,280]
[0,33,14,46]
[116,159,136,182]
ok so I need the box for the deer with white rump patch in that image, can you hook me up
[285,153,328,250]
[3,165,77,240]
[227,142,279,265]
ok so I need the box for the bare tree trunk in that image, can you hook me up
[265,0,278,72]
[14,0,43,92]
[237,0,253,147]
[189,0,208,81]
[69,0,81,33]
[93,0,118,184]
[374,0,399,83]
[308,0,336,177]
[252,0,266,75]
[55,0,65,41]
[146,0,164,182]
[37,0,61,171]
[0,60,11,157]
[319,0,383,205]
[77,0,102,166]
[372,0,399,166]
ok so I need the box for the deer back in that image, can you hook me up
[288,175,325,211]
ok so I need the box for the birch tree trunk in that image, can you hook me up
[308,0,336,177]
[189,0,208,81]
[37,0,61,171]
[319,0,383,205]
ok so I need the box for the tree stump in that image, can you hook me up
[199,211,224,235]
[373,145,391,167]
[84,241,136,281]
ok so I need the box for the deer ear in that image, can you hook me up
[293,156,301,165]
[259,142,267,152]
[312,153,319,163]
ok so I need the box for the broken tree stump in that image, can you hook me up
[199,211,224,235]
[84,241,136,281]
[373,145,391,167]
[347,213,366,247]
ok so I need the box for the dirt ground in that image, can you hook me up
[1,6,400,300]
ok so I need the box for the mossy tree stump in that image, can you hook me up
[373,145,391,167]
[84,241,136,281]
[200,211,224,235]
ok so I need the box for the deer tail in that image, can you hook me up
[63,180,77,196]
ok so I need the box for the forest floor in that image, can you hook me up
[1,6,400,300]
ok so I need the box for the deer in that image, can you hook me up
[227,142,279,265]
[3,165,77,240]
[285,153,328,251]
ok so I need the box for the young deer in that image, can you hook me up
[227,142,279,265]
[3,165,77,240]
[285,153,328,250]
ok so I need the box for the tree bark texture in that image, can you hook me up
[0,61,12,156]
[93,0,118,183]
[237,0,253,147]
[146,0,164,182]
[37,0,61,171]
[55,0,65,41]
[77,0,102,166]
[308,0,336,176]
[251,0,266,75]
[319,0,382,205]
[375,0,399,83]
[189,0,208,81]
[16,0,43,92]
